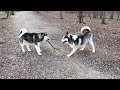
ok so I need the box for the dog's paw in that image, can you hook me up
[92,51,95,53]
[28,49,31,52]
[38,53,42,56]
[22,51,25,53]
[80,48,84,50]
[67,54,71,57]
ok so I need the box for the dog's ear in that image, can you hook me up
[69,35,72,39]
[41,32,47,36]
[66,31,69,35]
[38,33,44,39]
[41,33,45,36]
[44,32,47,35]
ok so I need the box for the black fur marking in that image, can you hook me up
[82,29,90,34]
[20,33,47,45]
[79,31,91,45]
[74,37,79,45]
[68,35,74,44]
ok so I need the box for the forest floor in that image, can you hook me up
[0,11,120,79]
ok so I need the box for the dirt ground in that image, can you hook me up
[0,11,120,79]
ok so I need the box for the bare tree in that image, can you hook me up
[88,11,91,19]
[110,11,114,19]
[59,11,63,19]
[6,11,10,17]
[101,11,106,24]
[37,11,40,13]
[34,11,40,13]
[96,11,99,18]
[93,11,97,18]
[11,11,15,15]
[100,11,103,19]
[5,11,15,18]
[77,11,85,24]
[117,11,120,20]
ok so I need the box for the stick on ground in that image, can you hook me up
[46,40,61,52]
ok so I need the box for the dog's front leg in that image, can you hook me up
[35,43,42,55]
[67,48,78,57]
[38,42,42,52]
[89,39,95,53]
[20,43,25,52]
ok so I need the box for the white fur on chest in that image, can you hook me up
[72,35,78,41]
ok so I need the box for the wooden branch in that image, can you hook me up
[46,40,61,52]
[49,39,60,41]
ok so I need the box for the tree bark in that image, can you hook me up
[6,11,10,17]
[37,11,39,13]
[59,11,63,19]
[110,11,114,19]
[117,11,120,20]
[77,11,85,24]
[11,11,15,15]
[100,11,103,19]
[96,11,99,18]
[101,11,106,24]
[93,11,96,18]
[88,11,91,19]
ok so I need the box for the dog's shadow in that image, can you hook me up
[77,49,91,56]
[0,17,11,20]
[1,17,7,20]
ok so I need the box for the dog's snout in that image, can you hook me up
[61,39,63,42]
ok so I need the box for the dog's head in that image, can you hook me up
[61,32,72,44]
[39,33,50,41]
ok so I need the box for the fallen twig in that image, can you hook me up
[46,40,61,52]
[49,39,60,41]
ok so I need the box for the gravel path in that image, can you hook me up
[0,11,120,79]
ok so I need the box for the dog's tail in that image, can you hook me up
[19,28,27,38]
[81,26,91,34]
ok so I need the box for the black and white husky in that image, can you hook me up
[61,26,95,57]
[19,28,50,55]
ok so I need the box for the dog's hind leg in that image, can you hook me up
[26,44,31,51]
[89,39,95,53]
[67,48,78,57]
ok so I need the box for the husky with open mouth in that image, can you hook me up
[19,28,50,55]
[61,26,95,57]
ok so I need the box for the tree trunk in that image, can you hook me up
[117,11,120,20]
[100,11,103,19]
[77,11,85,24]
[96,11,99,18]
[101,11,106,24]
[93,11,96,18]
[59,11,63,19]
[37,11,39,13]
[6,11,10,17]
[88,11,91,19]
[110,11,114,19]
[11,11,15,15]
